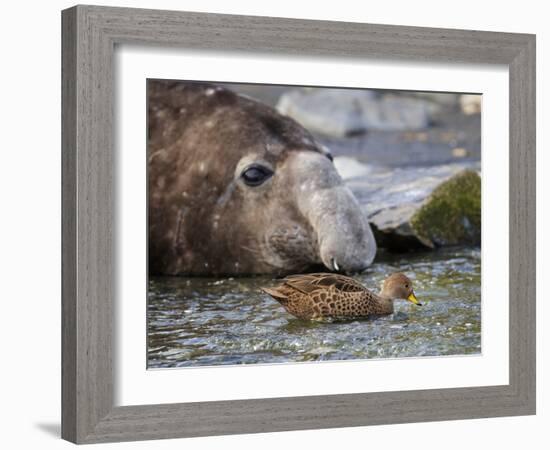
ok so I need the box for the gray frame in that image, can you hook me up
[62,4,536,444]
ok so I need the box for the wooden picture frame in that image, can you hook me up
[61,4,536,444]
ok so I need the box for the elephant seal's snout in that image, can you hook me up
[318,208,377,274]
[293,153,377,274]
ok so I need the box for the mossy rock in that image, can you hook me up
[410,170,481,246]
[339,159,481,251]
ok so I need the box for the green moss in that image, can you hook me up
[410,170,481,246]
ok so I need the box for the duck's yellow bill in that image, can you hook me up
[407,292,422,306]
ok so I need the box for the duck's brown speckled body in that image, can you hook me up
[262,272,420,321]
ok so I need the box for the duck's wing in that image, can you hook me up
[260,286,288,300]
[282,273,366,294]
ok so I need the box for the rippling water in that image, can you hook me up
[147,247,481,368]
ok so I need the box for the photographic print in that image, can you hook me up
[147,80,481,368]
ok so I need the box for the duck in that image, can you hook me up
[261,272,421,321]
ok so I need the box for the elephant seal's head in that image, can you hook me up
[148,81,376,276]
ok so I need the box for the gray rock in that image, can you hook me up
[335,157,481,250]
[277,88,432,137]
[277,88,376,137]
[362,95,432,132]
[403,92,461,107]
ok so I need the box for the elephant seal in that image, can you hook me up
[148,80,376,276]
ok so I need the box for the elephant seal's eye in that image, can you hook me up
[326,153,334,162]
[241,164,274,186]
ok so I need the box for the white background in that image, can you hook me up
[116,49,509,405]
[0,0,547,449]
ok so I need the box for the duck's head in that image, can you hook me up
[381,273,421,305]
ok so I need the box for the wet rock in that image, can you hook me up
[335,157,481,250]
[277,88,432,137]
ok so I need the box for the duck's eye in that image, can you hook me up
[405,284,409,289]
[241,164,273,186]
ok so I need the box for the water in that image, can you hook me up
[147,247,481,368]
